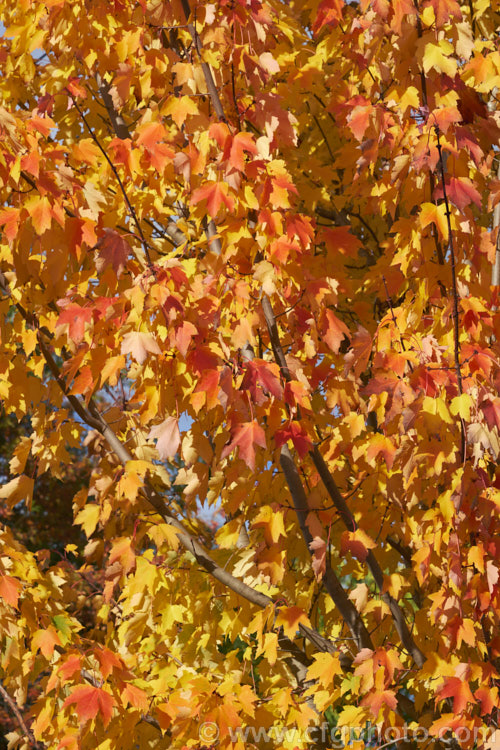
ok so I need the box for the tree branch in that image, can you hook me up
[262,293,426,668]
[0,680,44,750]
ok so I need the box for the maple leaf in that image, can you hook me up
[63,686,116,728]
[136,120,166,150]
[95,647,125,679]
[0,206,20,242]
[275,606,311,639]
[148,416,181,459]
[252,505,285,545]
[321,309,350,354]
[344,326,372,378]
[191,181,235,217]
[309,537,327,580]
[348,103,372,141]
[95,229,130,277]
[59,654,82,681]
[229,132,258,172]
[32,627,62,659]
[162,95,199,128]
[340,529,377,562]
[420,202,449,241]
[120,331,162,364]
[307,652,342,688]
[221,421,266,470]
[313,0,344,33]
[275,421,312,458]
[26,195,52,234]
[0,575,22,608]
[436,677,475,714]
[122,683,149,711]
[240,359,283,404]
[57,303,93,344]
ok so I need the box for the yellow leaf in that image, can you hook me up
[74,503,100,537]
[307,652,342,688]
[422,41,457,77]
[148,523,180,551]
[252,505,285,544]
[0,474,34,510]
[420,202,448,242]
[450,393,473,421]
[422,396,453,424]
[161,96,199,128]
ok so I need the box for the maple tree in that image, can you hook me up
[0,0,500,747]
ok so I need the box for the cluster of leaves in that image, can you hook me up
[0,0,499,748]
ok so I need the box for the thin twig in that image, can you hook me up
[434,125,466,462]
[67,93,154,268]
[0,681,43,749]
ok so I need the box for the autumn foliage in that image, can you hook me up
[0,0,500,747]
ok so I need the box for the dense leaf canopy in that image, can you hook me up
[0,0,499,747]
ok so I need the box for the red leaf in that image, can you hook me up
[57,303,93,344]
[481,396,500,431]
[191,181,235,217]
[313,0,344,33]
[275,421,313,458]
[63,685,116,728]
[96,229,130,277]
[435,177,482,211]
[59,654,82,681]
[221,421,266,470]
[241,359,283,404]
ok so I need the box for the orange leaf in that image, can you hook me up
[122,683,149,711]
[57,303,93,344]
[344,325,372,378]
[313,0,344,33]
[340,529,377,562]
[321,309,350,354]
[221,421,266,471]
[27,196,52,235]
[191,181,235,217]
[275,606,311,639]
[229,132,257,172]
[0,207,20,242]
[420,201,448,241]
[0,575,22,608]
[436,677,475,714]
[63,685,116,727]
[32,627,61,659]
